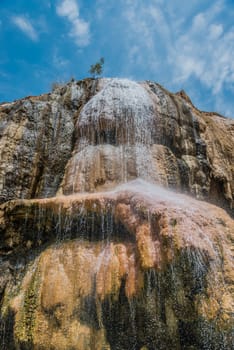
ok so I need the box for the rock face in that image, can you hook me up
[1,78,233,209]
[0,78,233,349]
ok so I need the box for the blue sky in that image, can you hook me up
[0,0,233,118]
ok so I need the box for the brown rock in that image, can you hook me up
[0,78,233,211]
[0,78,233,349]
[0,183,233,348]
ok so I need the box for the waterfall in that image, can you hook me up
[0,78,233,350]
[62,79,158,194]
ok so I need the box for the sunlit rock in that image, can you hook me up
[0,78,233,349]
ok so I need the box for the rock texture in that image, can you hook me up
[0,78,233,209]
[0,78,233,349]
[0,79,97,202]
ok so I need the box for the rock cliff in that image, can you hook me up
[0,78,233,349]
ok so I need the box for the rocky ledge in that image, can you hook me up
[0,181,233,349]
[0,78,233,211]
[0,78,233,349]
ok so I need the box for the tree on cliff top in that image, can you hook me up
[89,57,104,78]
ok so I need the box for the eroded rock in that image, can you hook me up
[0,78,233,210]
[0,181,233,349]
[0,78,234,349]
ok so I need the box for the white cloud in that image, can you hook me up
[53,50,69,69]
[170,2,234,95]
[11,16,38,41]
[208,24,223,39]
[120,0,234,97]
[149,6,171,42]
[57,0,79,19]
[123,2,166,73]
[56,0,90,46]
[192,13,206,31]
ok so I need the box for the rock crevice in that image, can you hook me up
[0,78,233,349]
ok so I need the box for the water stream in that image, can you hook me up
[0,78,233,349]
[62,79,159,193]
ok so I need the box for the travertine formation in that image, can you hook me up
[0,78,233,349]
[0,78,233,208]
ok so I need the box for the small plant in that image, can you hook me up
[89,57,104,78]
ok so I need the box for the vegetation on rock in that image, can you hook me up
[89,57,105,78]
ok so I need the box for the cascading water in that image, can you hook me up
[61,79,158,194]
[0,78,233,350]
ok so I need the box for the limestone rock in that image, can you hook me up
[1,78,233,212]
[0,78,233,349]
[0,181,233,349]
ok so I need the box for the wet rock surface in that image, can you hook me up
[0,79,97,203]
[0,182,233,349]
[0,78,233,209]
[0,78,233,349]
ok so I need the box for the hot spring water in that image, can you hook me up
[0,78,232,349]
